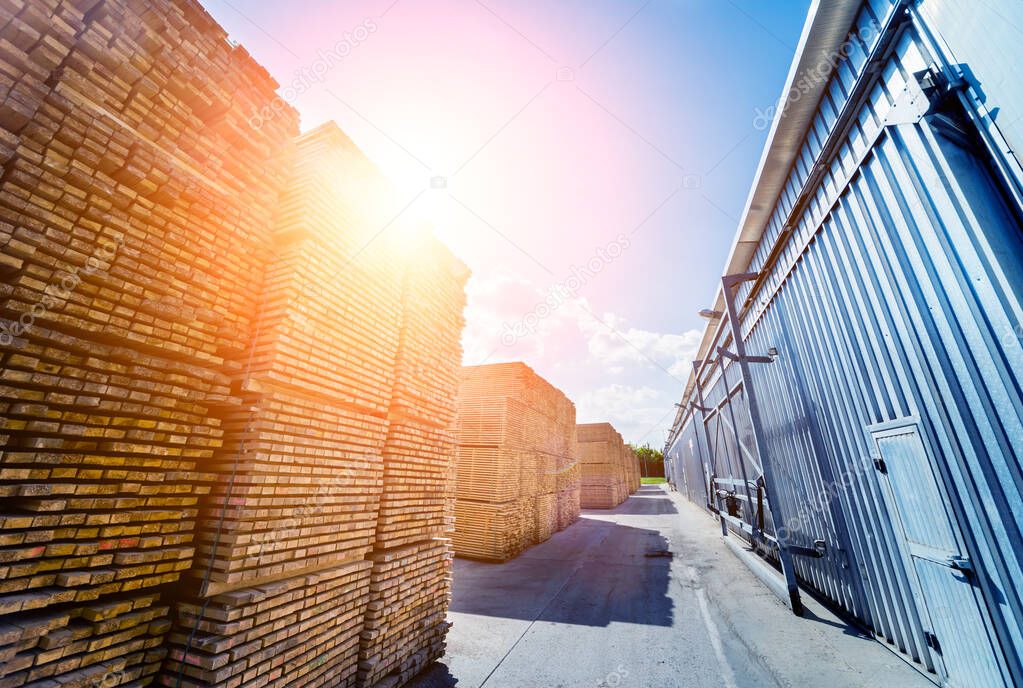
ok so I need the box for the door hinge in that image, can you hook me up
[873,456,888,474]
[925,631,942,655]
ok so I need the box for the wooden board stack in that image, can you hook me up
[0,0,298,685]
[357,541,451,688]
[626,446,641,493]
[356,233,468,688]
[578,423,635,509]
[162,561,372,688]
[454,363,578,561]
[556,435,582,530]
[160,123,410,687]
[1,1,469,686]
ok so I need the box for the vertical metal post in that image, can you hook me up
[722,274,804,616]
[691,360,727,536]
[690,361,716,505]
[717,355,759,540]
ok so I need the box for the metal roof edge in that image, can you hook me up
[670,0,864,445]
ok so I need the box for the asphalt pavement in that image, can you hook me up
[407,485,935,688]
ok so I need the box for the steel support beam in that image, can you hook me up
[715,349,759,541]
[691,360,724,533]
[721,273,804,616]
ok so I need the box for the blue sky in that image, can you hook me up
[202,0,811,445]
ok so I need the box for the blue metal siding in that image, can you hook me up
[668,417,709,508]
[918,0,1023,173]
[668,2,1023,685]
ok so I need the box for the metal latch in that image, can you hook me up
[885,66,968,127]
[787,539,827,559]
[873,456,888,474]
[947,555,973,574]
[925,631,942,655]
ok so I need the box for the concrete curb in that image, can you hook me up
[721,535,791,608]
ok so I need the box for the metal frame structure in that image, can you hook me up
[719,272,803,614]
[664,1,1023,686]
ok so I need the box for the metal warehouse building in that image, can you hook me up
[664,1,1023,686]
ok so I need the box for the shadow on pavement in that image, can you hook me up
[449,488,675,627]
[584,486,678,516]
[405,662,458,687]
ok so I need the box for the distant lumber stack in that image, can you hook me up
[627,446,641,492]
[578,423,637,509]
[453,363,579,561]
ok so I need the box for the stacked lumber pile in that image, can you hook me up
[0,0,297,685]
[357,233,468,688]
[1,1,469,686]
[578,423,634,508]
[556,436,582,530]
[160,123,408,687]
[358,541,451,688]
[454,363,578,561]
[164,561,373,688]
[626,446,641,492]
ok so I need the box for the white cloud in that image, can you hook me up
[461,270,586,365]
[580,313,702,382]
[459,271,704,445]
[576,384,676,447]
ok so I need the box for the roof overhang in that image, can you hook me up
[671,0,863,443]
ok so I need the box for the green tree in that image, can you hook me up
[628,443,664,478]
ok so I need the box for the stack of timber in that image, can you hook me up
[454,363,578,561]
[556,435,582,530]
[357,233,468,688]
[578,423,632,509]
[0,0,470,685]
[357,541,451,688]
[0,0,297,685]
[626,446,641,493]
[160,123,408,687]
[164,561,372,688]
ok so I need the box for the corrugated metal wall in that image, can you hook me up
[667,1,1023,686]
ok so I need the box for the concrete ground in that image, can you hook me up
[408,484,936,688]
